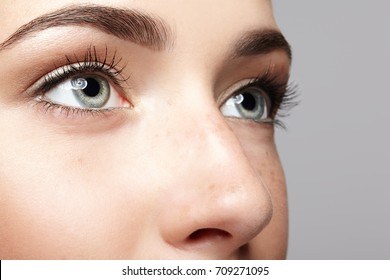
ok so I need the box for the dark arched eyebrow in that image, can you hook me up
[232,29,292,62]
[0,5,174,51]
[0,5,291,62]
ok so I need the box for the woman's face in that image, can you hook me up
[0,0,290,259]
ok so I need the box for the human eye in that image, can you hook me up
[37,71,129,110]
[220,84,269,122]
[32,46,131,117]
[220,72,298,127]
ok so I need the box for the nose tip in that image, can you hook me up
[159,177,273,257]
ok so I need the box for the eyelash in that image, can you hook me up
[40,45,128,92]
[33,45,129,117]
[235,72,298,128]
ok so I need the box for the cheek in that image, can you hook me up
[0,111,155,259]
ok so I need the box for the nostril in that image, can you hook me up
[187,228,232,242]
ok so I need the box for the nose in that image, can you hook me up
[158,98,273,258]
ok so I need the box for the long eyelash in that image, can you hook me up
[275,82,299,129]
[241,71,299,129]
[39,45,129,93]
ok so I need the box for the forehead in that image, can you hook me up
[0,0,278,48]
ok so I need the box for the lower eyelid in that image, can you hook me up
[225,115,276,130]
[28,100,131,134]
[32,98,128,120]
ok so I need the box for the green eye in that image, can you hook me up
[71,76,110,108]
[221,87,269,122]
[40,73,129,110]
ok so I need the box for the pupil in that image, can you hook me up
[82,78,101,97]
[241,92,256,111]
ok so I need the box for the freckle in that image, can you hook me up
[228,184,241,194]
[77,157,83,165]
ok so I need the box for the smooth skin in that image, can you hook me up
[0,0,289,259]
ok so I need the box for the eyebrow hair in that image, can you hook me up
[0,5,174,51]
[232,29,292,61]
[0,5,291,62]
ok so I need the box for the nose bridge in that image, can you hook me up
[188,108,244,169]
[170,94,254,191]
[174,79,251,172]
[189,111,257,191]
[158,94,273,256]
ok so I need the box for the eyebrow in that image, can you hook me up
[0,5,291,62]
[0,5,174,51]
[232,29,292,62]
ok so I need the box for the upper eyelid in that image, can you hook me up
[218,75,281,111]
[218,78,261,105]
[226,80,272,110]
[33,61,128,95]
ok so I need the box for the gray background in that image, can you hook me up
[272,1,390,259]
